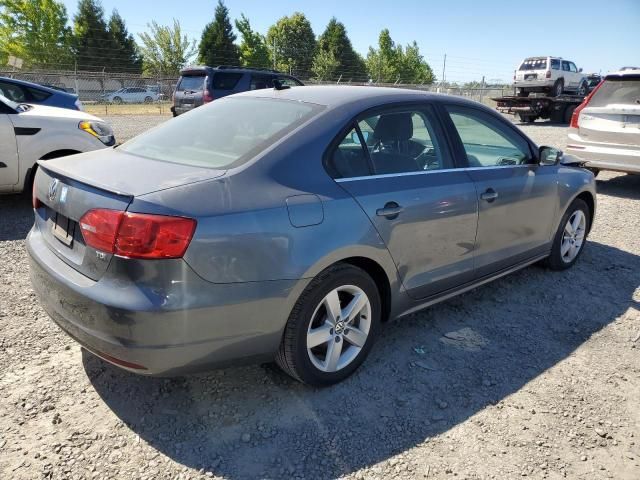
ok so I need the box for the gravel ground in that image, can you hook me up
[1,118,639,480]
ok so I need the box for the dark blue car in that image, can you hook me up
[0,76,82,111]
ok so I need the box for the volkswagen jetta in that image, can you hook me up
[28,86,596,386]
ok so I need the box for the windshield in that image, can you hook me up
[119,97,324,169]
[0,93,20,111]
[589,78,640,107]
[519,58,548,70]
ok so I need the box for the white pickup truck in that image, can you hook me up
[0,94,114,194]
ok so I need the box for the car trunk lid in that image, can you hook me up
[33,149,225,280]
[579,76,640,145]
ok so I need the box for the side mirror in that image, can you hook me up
[539,146,563,166]
[578,67,583,73]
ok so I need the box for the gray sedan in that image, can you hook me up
[28,86,596,386]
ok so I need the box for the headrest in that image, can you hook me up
[373,113,413,141]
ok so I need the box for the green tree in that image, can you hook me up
[311,49,339,81]
[107,9,142,73]
[0,0,73,68]
[235,13,270,68]
[138,19,197,76]
[316,18,366,81]
[366,29,434,84]
[266,12,316,76]
[198,0,239,66]
[73,0,112,70]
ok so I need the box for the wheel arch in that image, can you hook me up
[340,256,392,323]
[575,191,595,233]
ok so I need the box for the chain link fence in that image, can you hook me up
[1,69,513,141]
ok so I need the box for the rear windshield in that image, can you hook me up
[119,97,323,169]
[519,58,548,70]
[589,78,640,107]
[177,75,205,91]
[212,72,243,90]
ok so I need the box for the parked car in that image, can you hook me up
[101,87,160,104]
[0,76,83,111]
[514,57,588,97]
[567,69,640,175]
[585,73,603,93]
[28,86,595,386]
[0,94,114,194]
[171,65,304,116]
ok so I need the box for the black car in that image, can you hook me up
[171,66,304,116]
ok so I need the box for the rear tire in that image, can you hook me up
[550,79,564,97]
[516,88,530,97]
[113,96,123,104]
[518,113,535,123]
[276,264,381,386]
[544,198,591,271]
[144,96,153,103]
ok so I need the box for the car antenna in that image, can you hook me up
[273,79,290,91]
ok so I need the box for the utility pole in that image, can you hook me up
[441,54,447,87]
[272,39,277,70]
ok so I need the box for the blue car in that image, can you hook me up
[0,76,83,111]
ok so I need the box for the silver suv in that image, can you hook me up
[567,69,640,175]
[515,56,588,97]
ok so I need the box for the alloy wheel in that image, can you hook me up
[561,210,586,263]
[306,285,371,373]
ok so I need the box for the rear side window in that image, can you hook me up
[177,76,205,91]
[251,75,272,90]
[550,59,560,70]
[588,78,640,107]
[329,106,449,178]
[0,81,27,102]
[212,72,243,90]
[519,58,547,70]
[120,97,323,169]
[26,87,51,101]
[275,76,303,87]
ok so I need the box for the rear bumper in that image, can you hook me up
[514,79,553,89]
[27,226,307,376]
[567,131,640,174]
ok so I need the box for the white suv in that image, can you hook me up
[514,57,588,97]
[0,94,114,194]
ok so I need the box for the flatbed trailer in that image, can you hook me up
[492,94,586,124]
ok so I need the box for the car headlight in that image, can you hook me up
[79,120,115,146]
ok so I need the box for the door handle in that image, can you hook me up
[480,189,499,202]
[376,202,404,219]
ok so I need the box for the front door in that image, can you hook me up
[0,112,19,186]
[330,104,478,299]
[442,104,558,278]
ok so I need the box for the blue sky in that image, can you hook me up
[61,0,639,82]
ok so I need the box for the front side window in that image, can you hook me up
[569,63,578,73]
[329,106,449,178]
[562,61,571,72]
[120,97,323,169]
[251,75,272,90]
[445,106,531,167]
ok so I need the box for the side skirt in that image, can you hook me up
[396,253,550,319]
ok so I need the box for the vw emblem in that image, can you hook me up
[48,179,59,202]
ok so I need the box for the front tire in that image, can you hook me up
[544,198,591,270]
[516,88,530,97]
[276,264,381,386]
[113,96,123,104]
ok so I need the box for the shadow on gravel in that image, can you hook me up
[596,173,640,200]
[0,194,33,241]
[83,240,639,479]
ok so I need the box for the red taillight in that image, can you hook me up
[79,209,196,259]
[570,80,604,129]
[203,90,213,103]
[545,70,551,78]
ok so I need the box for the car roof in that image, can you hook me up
[232,85,480,111]
[179,65,285,76]
[0,76,77,99]
[606,68,640,78]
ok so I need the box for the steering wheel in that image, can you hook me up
[416,145,440,170]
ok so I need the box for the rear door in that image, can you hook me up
[175,74,206,110]
[0,107,19,186]
[442,104,558,278]
[331,103,478,299]
[579,75,640,150]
